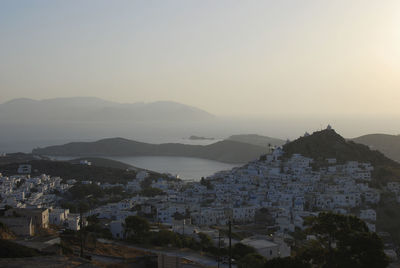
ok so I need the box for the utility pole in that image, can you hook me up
[217,229,221,268]
[80,207,84,258]
[228,220,232,268]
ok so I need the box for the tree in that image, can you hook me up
[198,232,213,249]
[172,212,185,220]
[255,208,274,225]
[140,187,165,197]
[149,229,176,246]
[299,212,388,268]
[200,177,213,190]
[124,216,150,243]
[68,183,104,199]
[264,257,310,268]
[237,253,266,268]
[232,243,257,260]
[15,179,25,188]
[86,214,100,225]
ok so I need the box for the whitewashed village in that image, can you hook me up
[1,127,399,265]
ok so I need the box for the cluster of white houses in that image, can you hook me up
[0,206,83,236]
[96,149,386,245]
[1,146,399,260]
[81,149,391,258]
[0,171,85,235]
[0,172,71,208]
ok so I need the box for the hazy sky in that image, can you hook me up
[1,0,400,116]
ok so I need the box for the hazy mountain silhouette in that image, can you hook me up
[0,97,214,122]
[32,138,267,163]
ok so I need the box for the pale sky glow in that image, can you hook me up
[1,0,400,116]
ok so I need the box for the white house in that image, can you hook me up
[49,208,69,225]
[17,165,32,174]
[326,158,337,165]
[65,213,81,231]
[387,182,400,193]
[359,209,376,222]
[110,220,124,239]
[241,236,280,260]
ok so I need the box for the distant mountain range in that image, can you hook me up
[227,134,285,148]
[0,97,214,122]
[352,134,400,163]
[32,138,267,163]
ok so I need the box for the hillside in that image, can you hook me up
[0,153,134,170]
[282,128,400,185]
[0,153,47,165]
[32,138,267,163]
[227,134,285,147]
[283,129,399,167]
[353,134,400,163]
[0,159,151,184]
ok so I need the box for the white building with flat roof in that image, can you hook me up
[241,236,280,260]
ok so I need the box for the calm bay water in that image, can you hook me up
[50,155,240,181]
[109,156,240,181]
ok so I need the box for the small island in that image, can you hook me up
[188,135,215,141]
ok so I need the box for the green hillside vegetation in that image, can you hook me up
[353,134,400,163]
[227,134,285,148]
[376,192,400,244]
[32,138,267,163]
[0,159,136,183]
[0,153,47,165]
[61,183,133,212]
[0,159,145,184]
